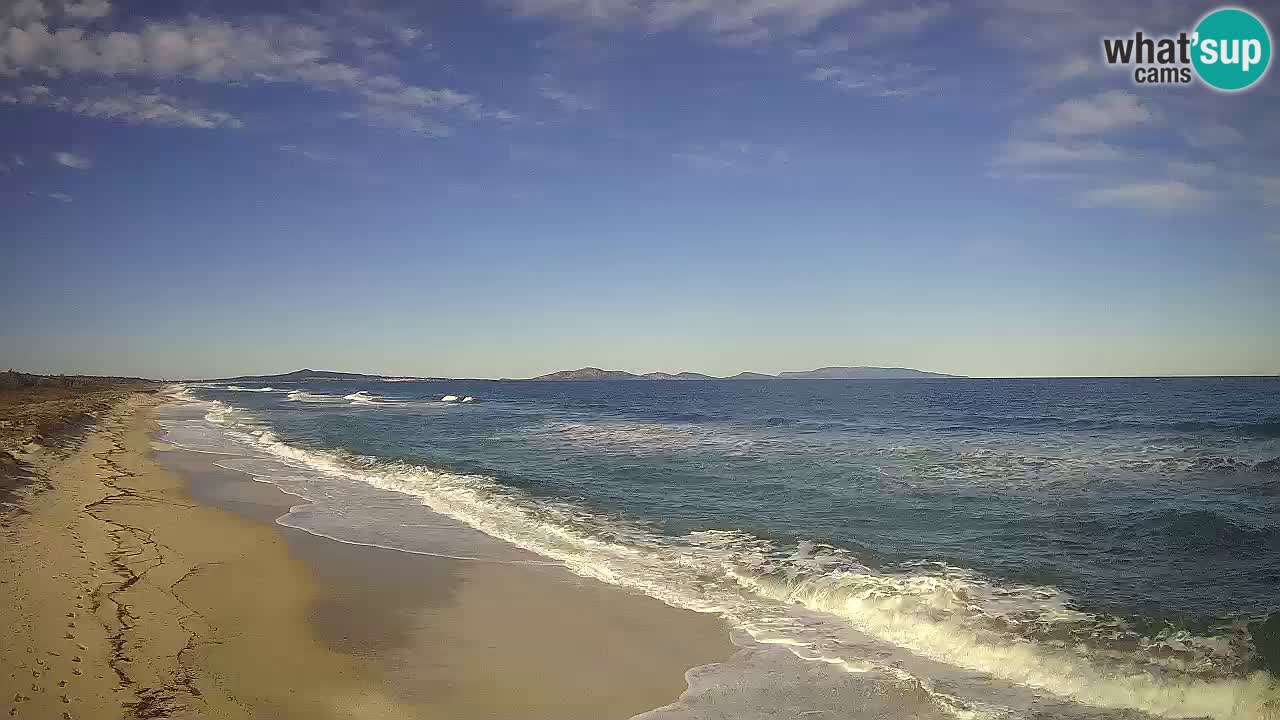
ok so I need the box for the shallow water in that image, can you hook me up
[161,377,1280,720]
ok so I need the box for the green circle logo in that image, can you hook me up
[1192,7,1272,91]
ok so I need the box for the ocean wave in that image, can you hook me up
[259,441,1280,718]
[225,385,275,392]
[343,391,381,406]
[285,390,339,403]
[163,388,1274,720]
[160,386,1279,720]
[540,420,762,455]
[1135,510,1276,552]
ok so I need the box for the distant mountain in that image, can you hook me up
[528,366,964,380]
[209,366,964,383]
[641,371,718,380]
[530,367,642,381]
[775,366,962,379]
[211,369,429,383]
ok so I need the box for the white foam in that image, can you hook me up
[441,394,460,402]
[225,385,274,392]
[343,391,381,406]
[286,390,339,403]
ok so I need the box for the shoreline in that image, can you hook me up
[1,392,735,719]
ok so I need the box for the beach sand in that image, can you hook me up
[1,392,734,719]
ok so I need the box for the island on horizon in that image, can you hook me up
[528,366,966,381]
[196,366,966,383]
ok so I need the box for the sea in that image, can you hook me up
[158,377,1280,720]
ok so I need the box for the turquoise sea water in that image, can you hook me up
[163,378,1280,720]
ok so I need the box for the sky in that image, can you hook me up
[1,0,1278,380]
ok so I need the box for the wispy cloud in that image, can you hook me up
[539,74,599,111]
[0,8,503,136]
[0,153,26,173]
[505,0,871,46]
[26,190,74,202]
[1039,91,1156,136]
[865,2,948,37]
[3,85,243,128]
[1029,54,1100,88]
[673,141,789,172]
[1179,123,1245,148]
[807,60,931,98]
[341,104,454,137]
[1075,181,1210,211]
[53,150,90,169]
[3,0,111,24]
[994,139,1125,166]
[277,144,342,164]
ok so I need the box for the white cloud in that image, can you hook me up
[506,0,870,45]
[393,27,422,45]
[1039,91,1155,135]
[1029,54,1099,87]
[0,12,502,135]
[865,2,948,36]
[1075,180,1210,211]
[539,74,599,111]
[278,144,340,163]
[62,0,109,20]
[0,18,347,84]
[994,139,1124,165]
[808,61,929,97]
[6,85,243,127]
[26,190,74,202]
[52,150,89,168]
[1179,123,1245,148]
[341,104,454,137]
[76,91,243,128]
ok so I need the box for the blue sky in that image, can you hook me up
[1,0,1278,379]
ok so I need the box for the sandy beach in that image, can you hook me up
[1,391,734,719]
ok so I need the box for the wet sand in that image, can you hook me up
[1,392,734,719]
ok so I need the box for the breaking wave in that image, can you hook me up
[343,391,381,406]
[285,390,338,403]
[164,386,1279,720]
